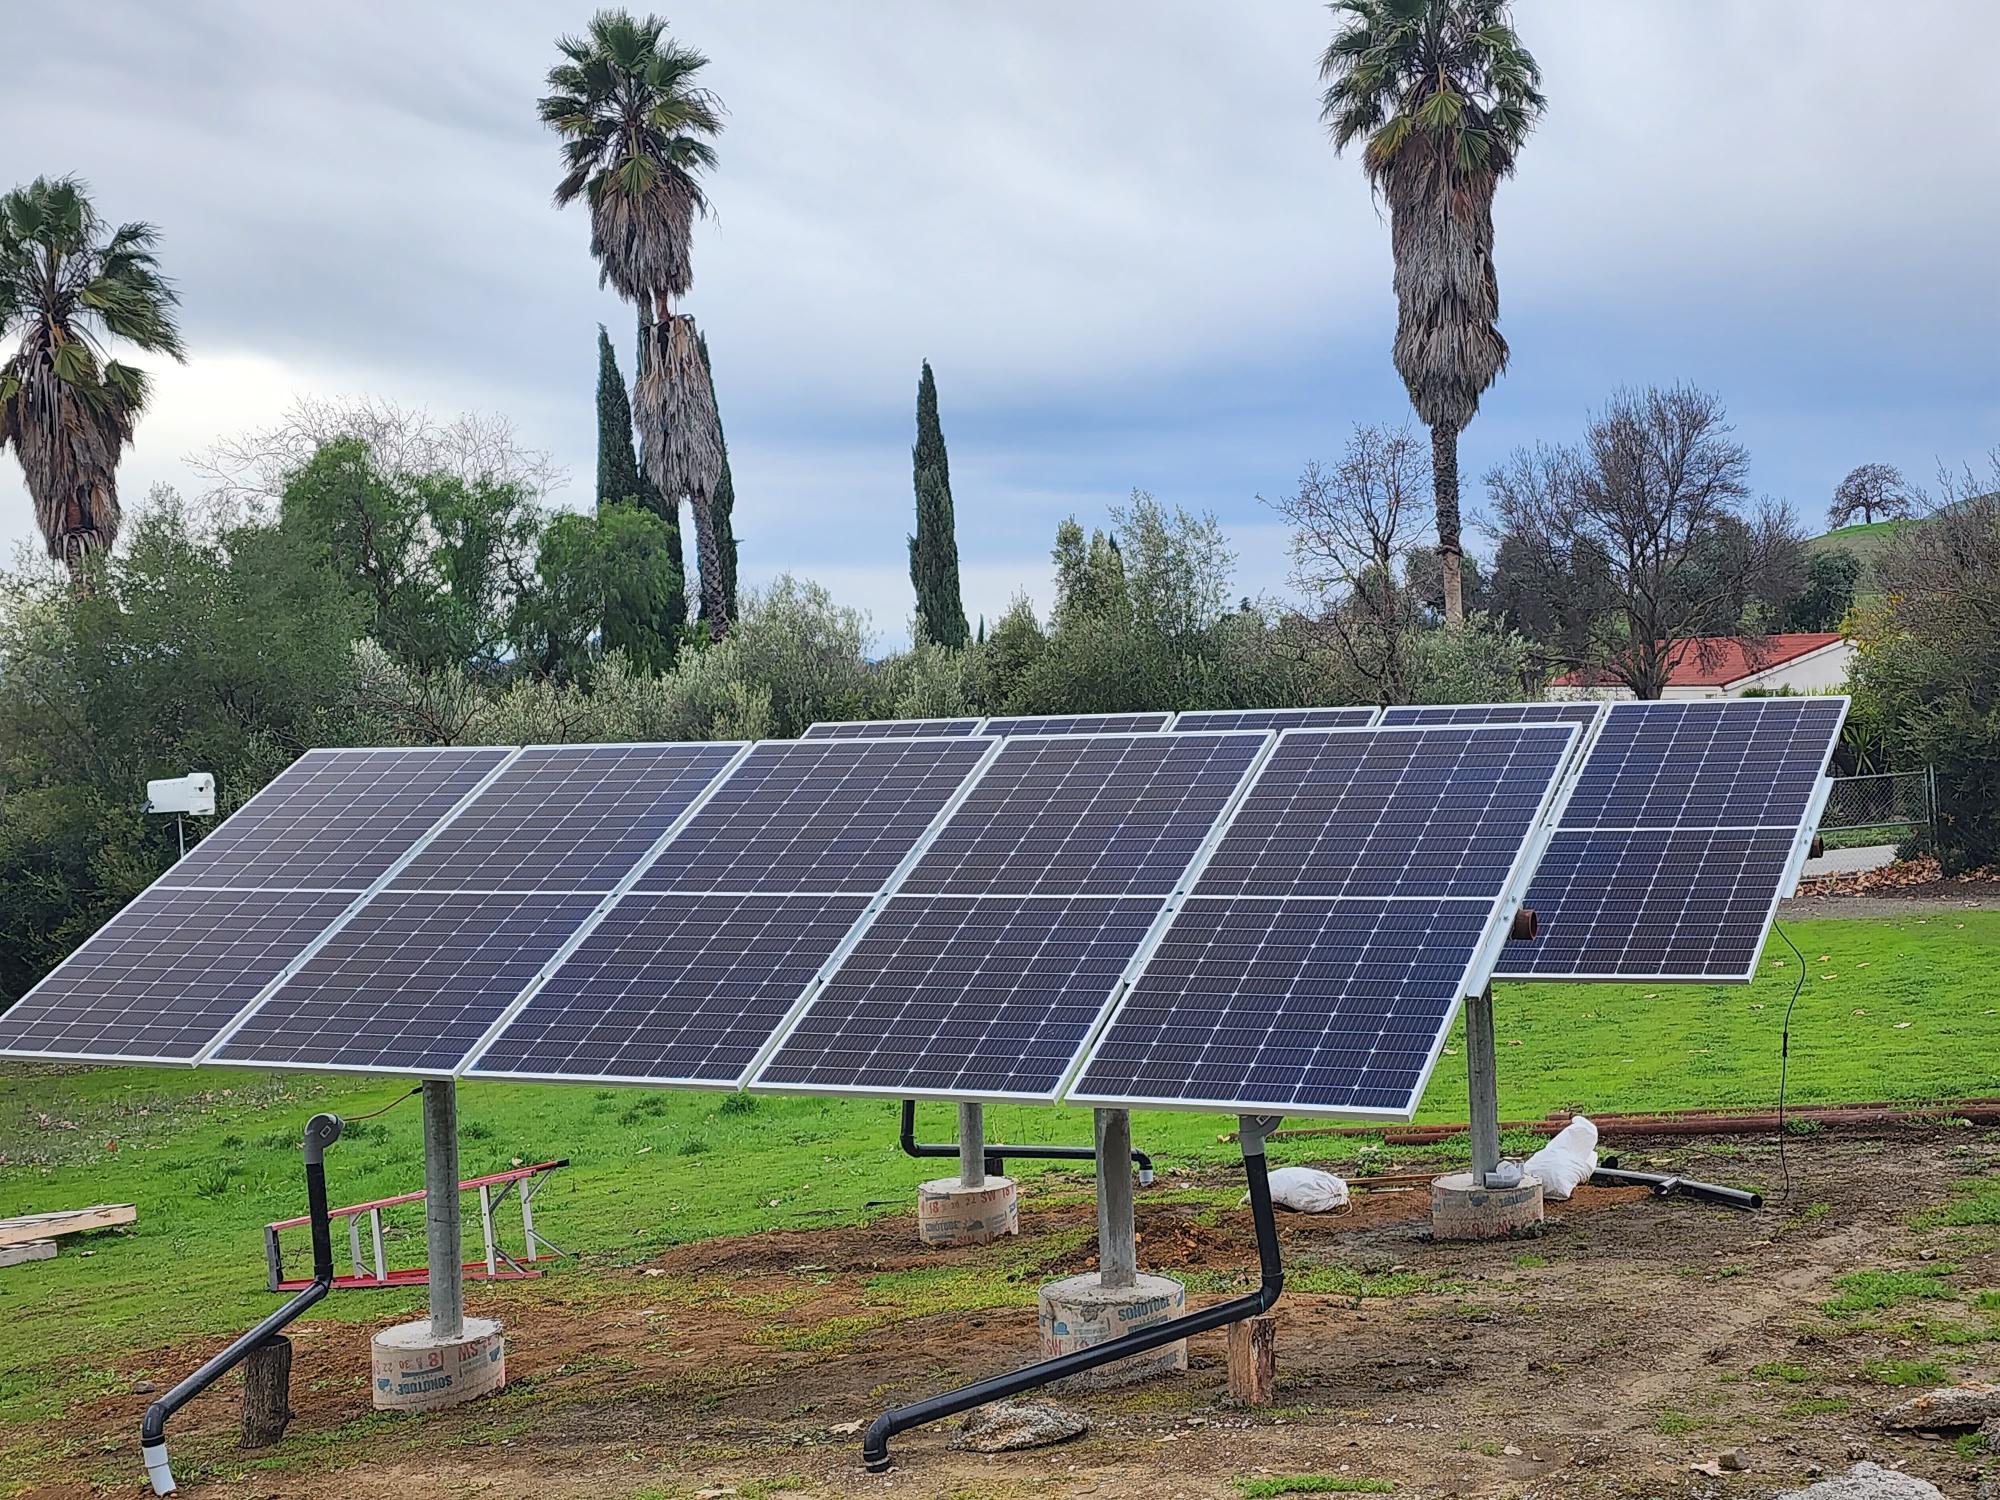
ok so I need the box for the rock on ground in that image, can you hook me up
[1772,1462,1946,1500]
[1879,1383,2000,1431]
[951,1400,1089,1454]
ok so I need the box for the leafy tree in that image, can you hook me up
[1319,0,1545,626]
[698,330,738,623]
[1780,547,1862,632]
[516,503,683,682]
[1828,461,1912,529]
[1486,384,1803,699]
[0,176,185,572]
[541,11,732,635]
[1851,458,2000,871]
[908,360,968,646]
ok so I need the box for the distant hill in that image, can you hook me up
[1805,517,1912,596]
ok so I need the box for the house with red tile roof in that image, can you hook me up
[1548,632,1852,701]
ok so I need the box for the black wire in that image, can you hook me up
[343,1084,422,1124]
[1773,921,1808,1205]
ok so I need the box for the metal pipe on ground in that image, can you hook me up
[863,1115,1285,1474]
[141,1113,344,1496]
[898,1099,1155,1185]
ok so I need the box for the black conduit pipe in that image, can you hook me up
[1591,1161,1763,1210]
[898,1099,1155,1185]
[863,1113,1285,1472]
[141,1112,344,1495]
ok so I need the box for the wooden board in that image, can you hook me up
[0,1241,58,1268]
[0,1204,136,1248]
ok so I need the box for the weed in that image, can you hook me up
[192,1162,238,1198]
[1952,1432,1986,1460]
[1782,1396,1851,1417]
[1656,1411,1701,1435]
[461,1119,495,1143]
[720,1091,759,1116]
[677,1134,711,1157]
[1287,1266,1452,1299]
[1512,1254,1548,1269]
[1976,1290,2000,1314]
[1822,1269,1959,1316]
[217,1133,243,1150]
[1750,1361,1815,1383]
[1236,1478,1393,1497]
[1799,1202,1832,1220]
[1785,1116,1825,1136]
[1915,1180,2000,1229]
[1863,1359,1946,1387]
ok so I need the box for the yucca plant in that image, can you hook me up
[1320,0,1545,626]
[0,176,185,575]
[540,10,732,636]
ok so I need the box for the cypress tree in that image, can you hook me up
[908,360,969,647]
[594,325,643,512]
[635,309,689,630]
[697,332,739,623]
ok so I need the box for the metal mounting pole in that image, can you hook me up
[423,1080,464,1340]
[1095,1109,1136,1289]
[1465,986,1502,1185]
[956,1103,986,1189]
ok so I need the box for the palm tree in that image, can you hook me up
[0,176,184,575]
[539,11,733,636]
[1319,0,1544,625]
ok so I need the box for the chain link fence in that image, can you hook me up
[1820,769,1936,840]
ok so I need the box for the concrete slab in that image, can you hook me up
[1800,843,1898,879]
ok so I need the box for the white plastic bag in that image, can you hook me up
[1258,1166,1350,1213]
[1523,1115,1598,1200]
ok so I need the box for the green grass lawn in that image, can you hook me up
[0,911,1990,1438]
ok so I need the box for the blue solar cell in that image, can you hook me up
[1068,896,1495,1117]
[754,895,1161,1100]
[801,718,984,739]
[0,888,356,1064]
[209,889,602,1074]
[899,732,1265,899]
[980,712,1172,735]
[1172,708,1376,731]
[159,747,508,891]
[389,743,739,892]
[1561,699,1843,829]
[1503,827,1800,981]
[1194,726,1574,901]
[466,891,872,1085]
[635,737,991,895]
[1379,703,1601,729]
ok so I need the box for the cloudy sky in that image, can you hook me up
[5,2,1996,645]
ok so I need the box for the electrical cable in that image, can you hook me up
[1772,921,1809,1204]
[342,1084,422,1124]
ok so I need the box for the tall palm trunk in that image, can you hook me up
[1431,421,1464,626]
[634,308,726,637]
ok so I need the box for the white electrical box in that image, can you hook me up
[145,772,216,817]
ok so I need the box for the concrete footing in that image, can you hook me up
[1430,1171,1545,1240]
[1036,1272,1187,1389]
[916,1176,1018,1247]
[370,1316,506,1411]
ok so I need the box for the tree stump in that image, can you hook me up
[240,1336,294,1448]
[1225,1315,1277,1406]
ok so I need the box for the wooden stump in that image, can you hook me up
[240,1336,294,1449]
[1225,1315,1277,1406]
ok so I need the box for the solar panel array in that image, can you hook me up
[753,732,1266,1102]
[0,695,1847,1117]
[1498,698,1846,982]
[1068,724,1576,1119]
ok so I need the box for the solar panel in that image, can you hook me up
[801,718,984,739]
[1379,703,1602,730]
[1068,896,1496,1116]
[1498,698,1847,982]
[979,712,1173,736]
[1065,722,1577,1120]
[898,732,1267,898]
[1172,707,1376,732]
[465,892,873,1085]
[754,895,1165,1100]
[0,888,357,1064]
[634,737,993,895]
[208,890,603,1074]
[389,743,740,892]
[1193,725,1576,901]
[159,747,509,891]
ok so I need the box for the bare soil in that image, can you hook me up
[31,1127,2000,1500]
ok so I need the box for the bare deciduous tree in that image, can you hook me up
[1486,384,1803,699]
[1828,461,1913,529]
[191,395,565,517]
[1271,424,1432,703]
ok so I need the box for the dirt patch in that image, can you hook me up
[29,1126,2000,1500]
[1787,856,2000,919]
